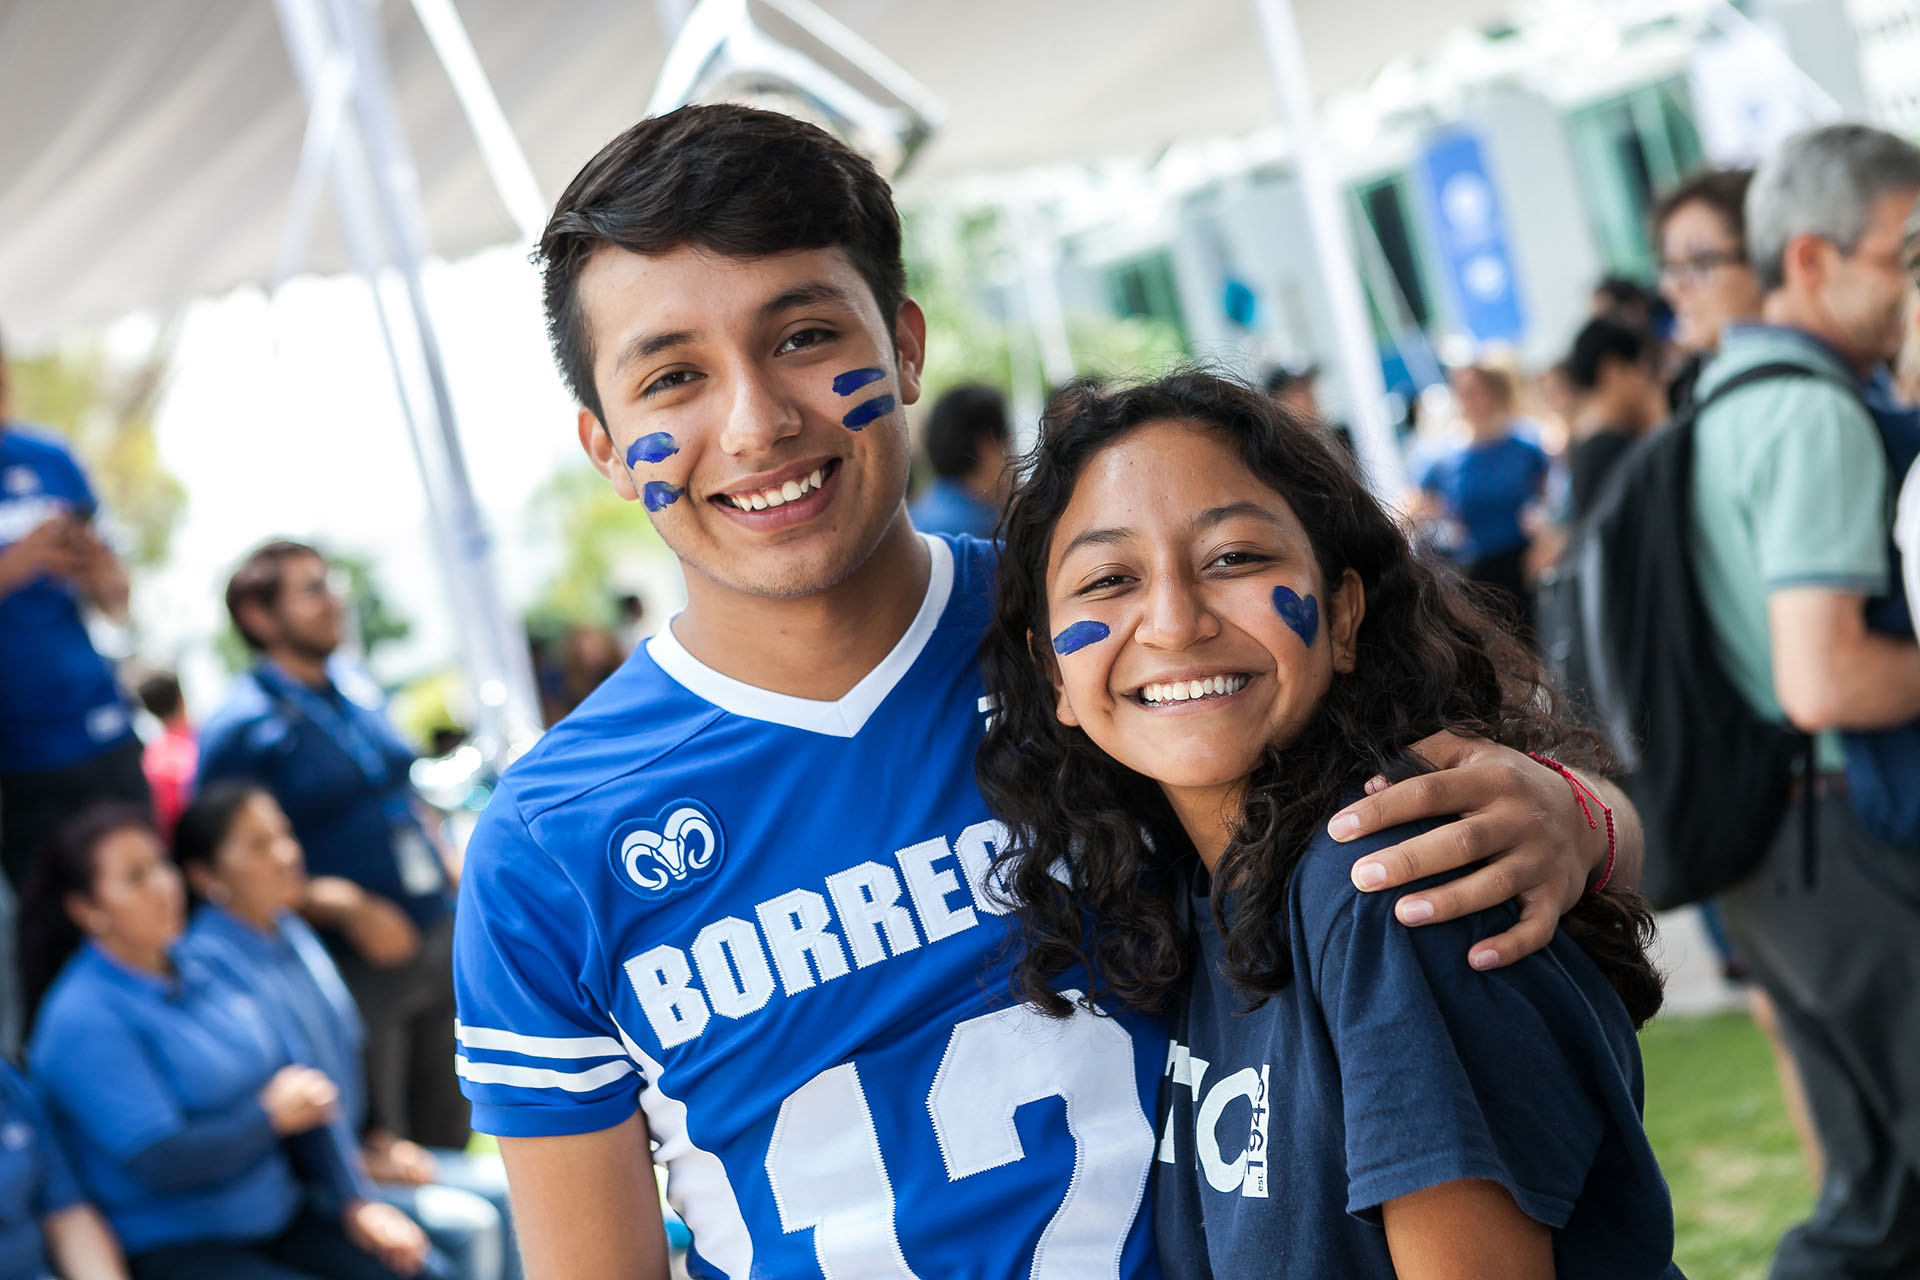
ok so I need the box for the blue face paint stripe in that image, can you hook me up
[833,367,886,396]
[841,394,896,431]
[642,481,684,512]
[1272,586,1319,649]
[625,432,679,467]
[1051,620,1110,656]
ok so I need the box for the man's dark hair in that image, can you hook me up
[1653,167,1754,243]
[538,104,908,423]
[136,671,184,721]
[226,539,322,651]
[923,384,1011,480]
[1566,317,1650,392]
[1593,273,1656,318]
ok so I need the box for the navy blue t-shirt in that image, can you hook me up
[0,426,133,773]
[1419,433,1549,563]
[1155,814,1682,1279]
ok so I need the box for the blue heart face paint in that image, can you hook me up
[1051,620,1110,656]
[642,481,684,512]
[625,432,679,467]
[1272,586,1319,649]
[841,394,896,431]
[832,367,886,396]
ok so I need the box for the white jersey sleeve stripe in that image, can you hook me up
[456,1055,637,1093]
[613,1014,753,1279]
[456,1020,627,1060]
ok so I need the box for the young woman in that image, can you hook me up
[1653,167,1762,408]
[172,783,516,1280]
[19,806,431,1280]
[977,373,1682,1279]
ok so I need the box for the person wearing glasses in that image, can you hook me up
[1688,124,1920,1278]
[1653,168,1763,410]
[197,542,468,1156]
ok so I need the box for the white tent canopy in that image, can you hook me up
[0,0,1520,345]
[4,0,1535,756]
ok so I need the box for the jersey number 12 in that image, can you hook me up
[764,993,1154,1278]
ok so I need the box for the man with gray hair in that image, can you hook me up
[1691,122,1920,1277]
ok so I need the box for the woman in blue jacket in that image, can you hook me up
[20,805,431,1280]
[173,783,512,1280]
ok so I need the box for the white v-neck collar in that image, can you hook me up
[647,533,954,738]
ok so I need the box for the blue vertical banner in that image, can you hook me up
[1415,129,1527,344]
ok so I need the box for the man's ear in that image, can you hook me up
[894,298,928,408]
[1783,231,1830,295]
[578,408,639,502]
[1330,568,1365,674]
[235,601,277,653]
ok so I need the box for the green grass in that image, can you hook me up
[1642,1010,1816,1280]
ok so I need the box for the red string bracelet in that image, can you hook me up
[1528,753,1617,896]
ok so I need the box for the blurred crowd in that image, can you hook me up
[2,117,1920,1278]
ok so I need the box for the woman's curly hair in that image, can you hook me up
[975,371,1662,1027]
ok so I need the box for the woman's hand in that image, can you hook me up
[363,1129,439,1186]
[258,1065,339,1135]
[343,1198,430,1276]
[1330,731,1642,970]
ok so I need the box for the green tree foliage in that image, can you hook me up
[331,549,413,659]
[6,337,186,568]
[902,204,1186,413]
[525,462,661,633]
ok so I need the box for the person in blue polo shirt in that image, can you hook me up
[0,335,147,890]
[19,805,431,1279]
[175,783,512,1280]
[198,540,467,1151]
[1416,362,1550,636]
[0,1061,128,1280]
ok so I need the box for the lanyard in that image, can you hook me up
[253,661,394,791]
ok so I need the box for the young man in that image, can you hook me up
[199,540,469,1152]
[452,105,1642,1280]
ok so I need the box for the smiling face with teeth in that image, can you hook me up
[1045,418,1365,820]
[574,244,926,603]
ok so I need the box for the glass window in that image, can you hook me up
[1102,251,1190,347]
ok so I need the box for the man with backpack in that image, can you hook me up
[1689,124,1920,1279]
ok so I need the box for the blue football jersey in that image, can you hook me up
[454,534,1167,1279]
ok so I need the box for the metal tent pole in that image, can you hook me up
[1249,0,1406,497]
[273,0,543,760]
